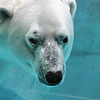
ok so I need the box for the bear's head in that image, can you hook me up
[0,0,76,86]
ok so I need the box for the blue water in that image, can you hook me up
[0,0,100,100]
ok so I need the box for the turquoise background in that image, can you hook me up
[0,0,100,100]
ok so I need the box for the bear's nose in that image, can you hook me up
[46,71,62,85]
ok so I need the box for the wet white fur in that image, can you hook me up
[0,0,76,83]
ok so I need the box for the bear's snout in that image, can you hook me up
[36,41,65,86]
[39,70,63,86]
[46,71,63,85]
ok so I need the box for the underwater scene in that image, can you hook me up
[0,0,100,100]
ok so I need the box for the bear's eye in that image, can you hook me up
[29,38,37,45]
[57,35,68,44]
[63,37,68,43]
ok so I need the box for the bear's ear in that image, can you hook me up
[61,0,77,18]
[0,6,13,23]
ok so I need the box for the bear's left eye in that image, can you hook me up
[63,37,68,43]
[29,38,37,45]
[57,35,68,44]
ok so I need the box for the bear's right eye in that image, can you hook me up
[29,38,37,45]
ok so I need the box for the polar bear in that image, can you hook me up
[0,0,76,86]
